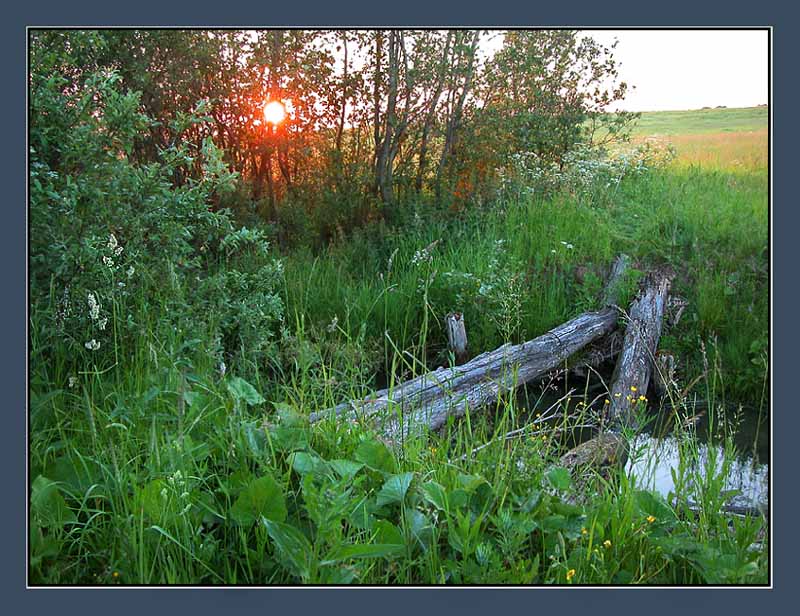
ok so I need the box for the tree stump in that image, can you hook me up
[445,312,468,365]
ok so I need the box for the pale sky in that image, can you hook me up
[580,29,769,112]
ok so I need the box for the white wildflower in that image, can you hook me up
[102,255,115,268]
[98,317,108,331]
[87,293,100,321]
[327,315,339,333]
[84,339,101,351]
[126,266,135,278]
[68,376,78,388]
[108,233,123,256]
[218,361,226,378]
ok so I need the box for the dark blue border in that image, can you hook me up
[8,0,793,614]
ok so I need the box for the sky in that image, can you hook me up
[578,29,769,112]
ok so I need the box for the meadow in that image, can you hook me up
[30,107,769,585]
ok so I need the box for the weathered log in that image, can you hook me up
[559,268,672,478]
[606,269,673,429]
[445,312,468,364]
[309,255,631,443]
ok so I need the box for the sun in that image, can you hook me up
[263,100,287,126]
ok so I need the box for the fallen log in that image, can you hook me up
[606,269,673,429]
[561,268,673,476]
[310,255,631,443]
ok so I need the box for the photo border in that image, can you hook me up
[6,1,792,613]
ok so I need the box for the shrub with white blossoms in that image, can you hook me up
[499,139,676,204]
[30,65,283,378]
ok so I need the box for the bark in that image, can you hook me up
[335,31,348,153]
[445,312,468,365]
[559,267,673,476]
[415,32,453,193]
[606,270,673,429]
[310,255,631,443]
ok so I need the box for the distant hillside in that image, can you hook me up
[629,106,768,136]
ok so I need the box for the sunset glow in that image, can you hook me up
[263,100,287,126]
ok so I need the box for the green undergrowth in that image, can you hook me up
[30,346,768,584]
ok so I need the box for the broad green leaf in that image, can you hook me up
[448,488,469,510]
[421,481,448,511]
[407,509,433,551]
[330,459,364,480]
[376,472,414,507]
[547,466,572,491]
[374,519,405,545]
[227,376,265,406]
[346,496,377,530]
[31,476,76,528]
[291,452,330,478]
[230,475,287,526]
[263,519,313,580]
[135,479,173,521]
[354,439,397,474]
[634,490,677,522]
[46,456,100,497]
[457,473,487,493]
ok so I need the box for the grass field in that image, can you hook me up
[630,106,768,136]
[30,107,770,585]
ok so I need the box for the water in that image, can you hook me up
[626,433,769,512]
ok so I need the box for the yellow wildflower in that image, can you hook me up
[581,528,588,536]
[639,395,647,402]
[630,386,637,392]
[566,569,576,581]
[603,540,612,549]
[646,515,656,524]
[604,399,610,405]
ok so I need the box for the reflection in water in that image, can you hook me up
[626,435,769,511]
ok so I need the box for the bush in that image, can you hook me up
[29,61,283,379]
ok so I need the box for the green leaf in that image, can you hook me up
[346,496,377,530]
[354,439,397,474]
[291,452,331,478]
[448,488,470,510]
[421,481,448,511]
[407,509,433,551]
[375,472,414,507]
[330,459,364,480]
[324,542,405,564]
[227,376,265,406]
[230,475,287,526]
[31,476,76,528]
[634,490,677,522]
[134,479,176,522]
[374,519,405,545]
[457,473,487,493]
[547,466,572,491]
[262,519,313,580]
